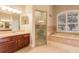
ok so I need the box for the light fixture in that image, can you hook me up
[0,19,12,22]
[16,10,22,14]
[0,6,22,14]
[8,7,12,12]
[1,6,7,10]
[12,9,17,13]
[12,9,22,14]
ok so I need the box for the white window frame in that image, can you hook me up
[57,10,79,33]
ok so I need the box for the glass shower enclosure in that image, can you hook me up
[35,10,47,46]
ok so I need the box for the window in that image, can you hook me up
[57,10,79,33]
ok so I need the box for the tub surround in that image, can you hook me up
[51,33,79,40]
[50,33,79,47]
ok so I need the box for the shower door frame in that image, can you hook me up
[34,9,47,46]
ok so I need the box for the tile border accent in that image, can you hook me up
[51,36,79,47]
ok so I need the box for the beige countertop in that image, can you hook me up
[0,31,29,38]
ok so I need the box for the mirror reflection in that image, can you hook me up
[0,12,12,31]
[0,12,20,31]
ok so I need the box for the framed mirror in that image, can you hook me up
[21,16,29,24]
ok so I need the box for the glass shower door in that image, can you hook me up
[35,10,47,46]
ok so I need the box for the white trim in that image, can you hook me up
[57,10,79,33]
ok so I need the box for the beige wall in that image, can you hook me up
[54,5,79,14]
[20,5,33,33]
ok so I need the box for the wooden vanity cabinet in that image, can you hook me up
[22,34,30,46]
[17,34,30,49]
[0,37,17,53]
[16,35,24,49]
[0,33,30,53]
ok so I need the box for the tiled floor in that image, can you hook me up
[15,40,79,53]
[15,45,68,53]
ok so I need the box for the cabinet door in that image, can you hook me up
[4,40,17,53]
[18,34,30,48]
[16,35,24,48]
[0,37,11,43]
[23,34,30,46]
[14,34,30,49]
[0,43,7,52]
[0,37,11,52]
[0,37,17,53]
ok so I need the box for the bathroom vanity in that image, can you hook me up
[0,6,30,53]
[0,31,30,53]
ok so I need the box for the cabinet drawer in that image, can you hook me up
[5,40,17,52]
[23,34,29,37]
[18,39,24,48]
[0,37,12,43]
[0,40,17,53]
